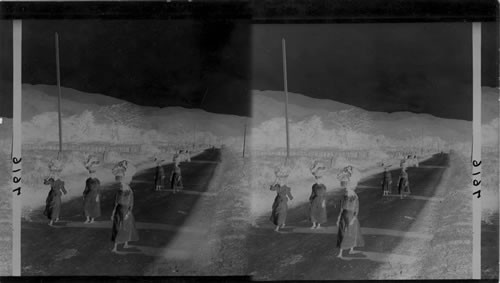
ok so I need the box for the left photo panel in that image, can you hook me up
[3,16,252,276]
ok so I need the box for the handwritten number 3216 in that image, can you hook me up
[12,157,22,195]
[472,160,481,198]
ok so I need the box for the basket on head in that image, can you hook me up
[310,160,327,178]
[48,159,63,173]
[380,162,392,170]
[84,154,101,173]
[112,160,128,178]
[154,156,165,165]
[274,164,291,179]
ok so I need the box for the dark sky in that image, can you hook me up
[0,19,252,117]
[0,20,498,120]
[252,22,498,121]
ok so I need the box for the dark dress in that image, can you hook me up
[43,178,67,220]
[398,170,411,196]
[337,192,365,249]
[155,165,165,190]
[309,183,327,224]
[111,186,139,244]
[269,184,293,226]
[381,171,392,194]
[170,165,183,191]
[83,177,101,218]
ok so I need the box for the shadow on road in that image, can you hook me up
[22,148,221,276]
[247,153,449,280]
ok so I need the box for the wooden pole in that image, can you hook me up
[282,38,290,164]
[193,124,196,150]
[242,122,247,158]
[55,33,63,159]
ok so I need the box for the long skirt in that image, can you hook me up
[337,210,364,249]
[382,182,390,194]
[155,175,165,190]
[398,178,410,195]
[309,197,327,224]
[111,205,139,244]
[84,194,101,218]
[270,196,288,226]
[43,190,61,220]
[171,173,183,190]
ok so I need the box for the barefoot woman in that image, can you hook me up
[336,166,364,258]
[270,166,293,232]
[111,160,139,253]
[83,155,101,224]
[309,161,327,229]
[43,159,67,226]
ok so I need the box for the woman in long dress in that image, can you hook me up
[43,171,67,226]
[111,163,139,253]
[381,165,392,196]
[336,184,364,258]
[269,175,294,232]
[83,169,101,223]
[397,168,411,199]
[154,158,165,191]
[309,162,327,229]
[170,161,183,194]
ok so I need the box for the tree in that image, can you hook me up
[327,108,371,148]
[98,103,143,143]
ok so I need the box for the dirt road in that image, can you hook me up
[247,153,449,280]
[22,148,221,276]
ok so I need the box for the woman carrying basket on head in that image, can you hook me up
[83,155,102,224]
[43,159,67,227]
[309,161,327,229]
[269,165,294,232]
[110,160,139,253]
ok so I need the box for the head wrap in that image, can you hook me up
[48,159,63,173]
[274,164,291,179]
[84,154,100,173]
[310,160,327,178]
[112,160,128,177]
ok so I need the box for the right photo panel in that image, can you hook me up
[247,21,498,280]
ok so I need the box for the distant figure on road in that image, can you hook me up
[397,168,411,199]
[413,155,419,168]
[43,159,67,227]
[83,155,101,224]
[173,150,180,163]
[154,157,166,191]
[309,161,327,229]
[170,161,183,193]
[381,164,392,196]
[400,157,408,170]
[269,165,293,232]
[111,161,139,253]
[336,184,364,258]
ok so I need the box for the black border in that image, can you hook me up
[0,0,498,22]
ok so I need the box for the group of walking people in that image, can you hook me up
[154,150,186,193]
[381,155,415,198]
[42,150,187,253]
[269,162,364,259]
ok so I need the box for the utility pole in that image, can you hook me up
[282,38,290,164]
[242,121,247,158]
[55,32,63,159]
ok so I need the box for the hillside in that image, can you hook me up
[21,84,247,143]
[250,88,497,145]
